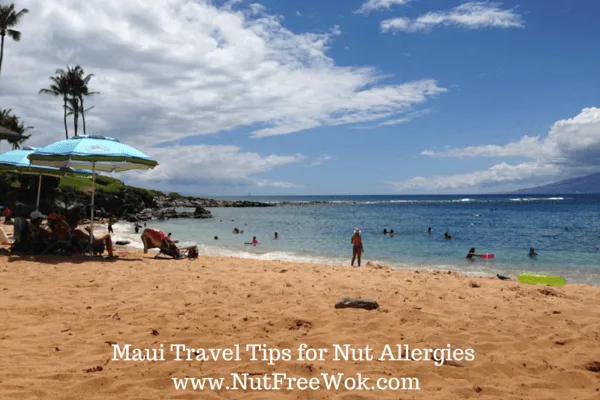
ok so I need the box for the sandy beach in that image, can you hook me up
[1,226,600,399]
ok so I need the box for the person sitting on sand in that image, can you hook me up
[28,211,53,239]
[68,216,115,257]
[273,232,278,239]
[47,208,66,230]
[350,228,364,267]
[528,247,538,257]
[444,232,453,239]
[466,247,481,259]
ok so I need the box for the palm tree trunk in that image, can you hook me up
[62,96,69,139]
[80,95,87,135]
[73,109,79,136]
[0,34,4,74]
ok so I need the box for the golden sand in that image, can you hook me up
[1,227,599,399]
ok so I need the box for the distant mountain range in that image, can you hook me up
[510,172,600,194]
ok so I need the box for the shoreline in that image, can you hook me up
[110,220,600,287]
[1,246,600,399]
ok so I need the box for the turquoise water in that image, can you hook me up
[114,195,600,285]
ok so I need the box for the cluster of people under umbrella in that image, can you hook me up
[9,206,114,257]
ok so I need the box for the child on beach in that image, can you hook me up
[350,228,363,267]
[252,236,258,246]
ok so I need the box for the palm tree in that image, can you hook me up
[0,3,29,75]
[39,70,70,139]
[0,108,32,149]
[39,65,99,138]
[68,65,99,135]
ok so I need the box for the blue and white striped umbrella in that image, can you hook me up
[28,136,158,247]
[0,147,91,210]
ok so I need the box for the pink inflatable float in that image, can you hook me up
[480,253,495,259]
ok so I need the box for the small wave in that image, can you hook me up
[509,197,566,202]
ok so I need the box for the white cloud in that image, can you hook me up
[129,145,305,187]
[378,108,433,126]
[390,107,600,192]
[1,0,445,148]
[355,0,411,15]
[421,135,544,158]
[381,1,524,33]
[296,11,302,17]
[308,154,334,167]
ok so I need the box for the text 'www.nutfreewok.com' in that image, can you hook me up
[172,373,420,391]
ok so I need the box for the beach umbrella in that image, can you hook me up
[0,147,91,210]
[28,135,158,244]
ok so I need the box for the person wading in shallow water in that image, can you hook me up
[350,228,364,267]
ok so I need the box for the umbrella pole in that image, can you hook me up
[90,162,96,255]
[36,175,42,211]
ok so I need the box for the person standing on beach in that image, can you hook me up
[108,218,114,234]
[350,228,363,267]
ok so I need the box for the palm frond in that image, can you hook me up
[7,29,21,41]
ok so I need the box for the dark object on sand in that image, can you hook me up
[497,274,511,280]
[335,297,379,310]
[115,240,130,246]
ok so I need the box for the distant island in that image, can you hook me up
[510,172,600,194]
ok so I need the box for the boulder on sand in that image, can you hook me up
[334,297,379,310]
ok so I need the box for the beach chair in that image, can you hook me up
[0,227,11,245]
[42,220,76,256]
[10,217,32,254]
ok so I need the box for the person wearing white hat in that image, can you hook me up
[350,228,364,267]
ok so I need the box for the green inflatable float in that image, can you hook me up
[518,273,567,287]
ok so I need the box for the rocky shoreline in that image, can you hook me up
[131,196,276,222]
[0,172,335,222]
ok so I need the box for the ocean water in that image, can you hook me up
[112,195,600,285]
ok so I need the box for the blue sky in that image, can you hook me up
[3,0,600,195]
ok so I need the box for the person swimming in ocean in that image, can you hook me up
[383,228,388,235]
[252,236,258,246]
[444,232,453,239]
[273,232,278,239]
[427,227,432,233]
[389,229,395,236]
[528,247,538,257]
[466,247,481,259]
[350,228,364,267]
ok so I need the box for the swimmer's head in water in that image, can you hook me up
[469,248,476,253]
[354,228,360,234]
